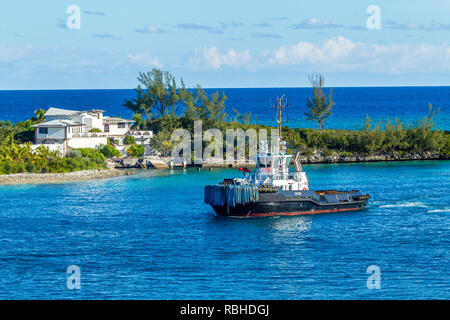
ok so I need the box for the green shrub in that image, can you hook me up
[3,161,13,174]
[99,144,121,158]
[2,162,25,174]
[123,135,136,145]
[282,109,448,157]
[0,141,107,175]
[69,150,82,158]
[339,151,355,157]
[76,148,106,161]
[89,128,102,133]
[25,161,35,173]
[127,144,145,157]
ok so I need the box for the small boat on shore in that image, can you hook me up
[204,139,370,218]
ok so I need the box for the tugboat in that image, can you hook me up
[204,97,370,218]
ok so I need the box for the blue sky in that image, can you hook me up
[1,0,450,89]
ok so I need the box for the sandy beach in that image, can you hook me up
[0,168,128,186]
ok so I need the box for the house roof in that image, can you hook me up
[103,116,134,123]
[45,108,80,116]
[31,120,85,128]
[45,107,105,116]
[88,109,106,113]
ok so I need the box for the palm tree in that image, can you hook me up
[34,109,46,123]
[304,73,335,130]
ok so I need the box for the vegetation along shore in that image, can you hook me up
[128,69,449,164]
[0,68,449,183]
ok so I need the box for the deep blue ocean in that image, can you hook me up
[0,87,449,299]
[0,87,449,130]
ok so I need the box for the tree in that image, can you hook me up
[34,109,46,123]
[180,82,200,128]
[304,73,335,130]
[196,88,228,130]
[150,129,176,156]
[123,68,181,124]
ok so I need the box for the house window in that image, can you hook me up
[39,127,48,135]
[104,124,110,132]
[118,122,126,129]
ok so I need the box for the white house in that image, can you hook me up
[44,107,105,132]
[31,107,143,154]
[33,119,85,145]
[103,117,134,138]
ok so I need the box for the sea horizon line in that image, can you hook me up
[1,84,450,91]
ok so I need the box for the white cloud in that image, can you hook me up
[264,37,450,73]
[127,52,162,67]
[265,37,355,65]
[188,38,450,73]
[188,46,253,69]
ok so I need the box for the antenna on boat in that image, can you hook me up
[272,95,289,140]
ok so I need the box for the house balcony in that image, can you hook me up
[72,133,108,138]
[130,130,154,138]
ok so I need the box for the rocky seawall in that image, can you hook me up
[0,168,128,186]
[299,151,448,164]
[109,152,449,171]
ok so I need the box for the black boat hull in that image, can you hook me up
[211,192,369,218]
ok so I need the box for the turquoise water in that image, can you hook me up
[0,161,448,299]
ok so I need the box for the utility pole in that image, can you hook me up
[272,95,289,140]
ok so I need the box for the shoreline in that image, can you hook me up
[152,152,449,169]
[298,152,449,164]
[0,155,448,186]
[0,168,128,186]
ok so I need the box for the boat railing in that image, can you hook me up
[272,173,289,180]
[255,171,302,181]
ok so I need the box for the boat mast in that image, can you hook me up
[273,95,289,140]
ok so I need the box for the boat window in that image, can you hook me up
[272,157,278,168]
[257,157,264,168]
